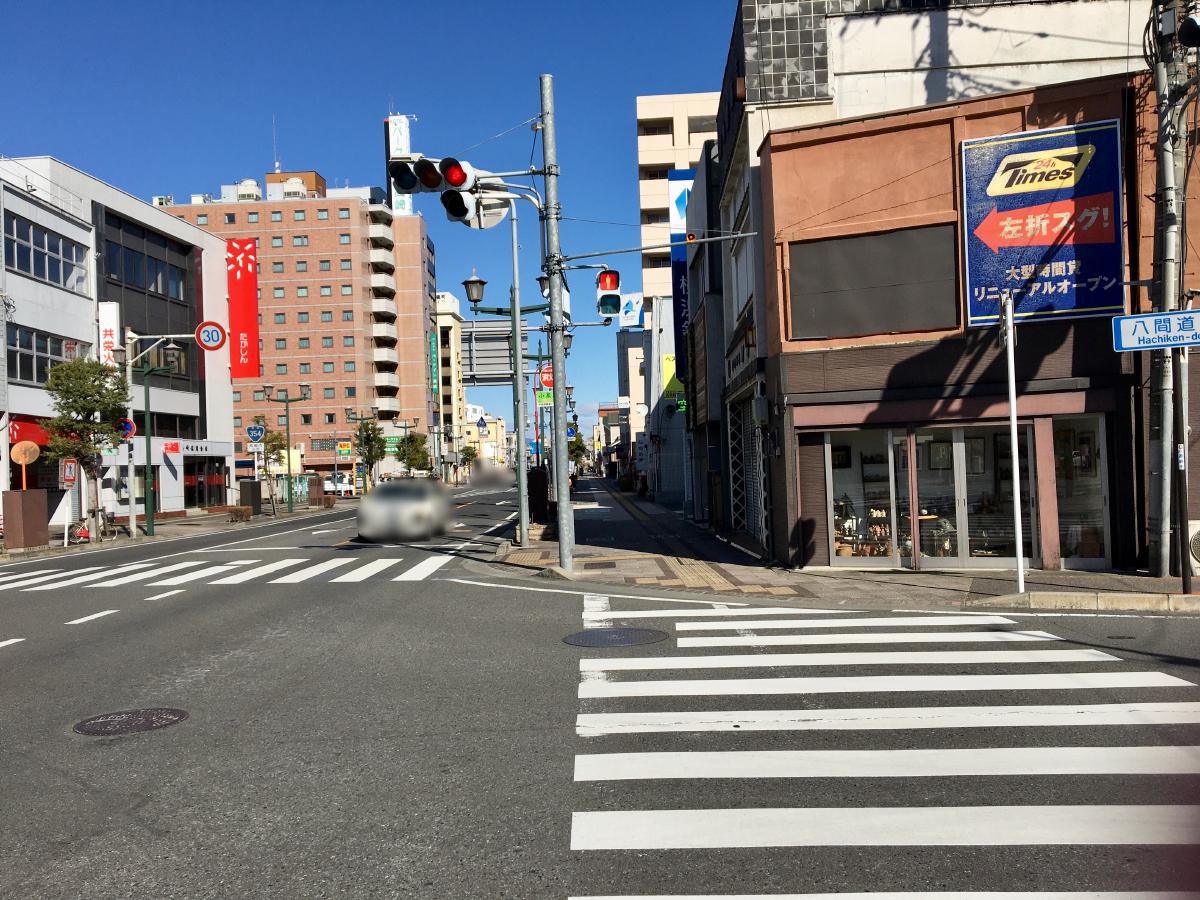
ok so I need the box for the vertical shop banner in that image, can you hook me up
[962,120,1125,327]
[668,169,694,356]
[226,239,260,379]
[98,301,120,366]
[387,115,414,217]
[619,292,644,328]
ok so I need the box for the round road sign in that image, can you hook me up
[116,417,136,438]
[538,363,554,390]
[195,321,227,351]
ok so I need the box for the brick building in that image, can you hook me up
[168,171,437,478]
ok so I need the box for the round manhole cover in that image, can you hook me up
[564,628,669,648]
[73,708,189,736]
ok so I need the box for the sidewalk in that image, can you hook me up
[494,478,1194,610]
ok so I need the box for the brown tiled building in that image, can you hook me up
[170,171,437,477]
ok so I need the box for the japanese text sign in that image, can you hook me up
[962,121,1125,328]
[226,239,260,379]
[1113,310,1200,351]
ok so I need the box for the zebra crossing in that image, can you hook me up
[568,599,1200,898]
[0,553,454,593]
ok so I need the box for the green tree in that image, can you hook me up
[460,445,478,475]
[355,420,387,487]
[569,434,587,467]
[393,433,429,472]
[251,416,288,515]
[43,358,129,538]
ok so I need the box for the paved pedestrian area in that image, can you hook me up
[496,478,1190,609]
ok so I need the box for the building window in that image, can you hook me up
[299,362,310,373]
[197,214,208,225]
[6,325,88,385]
[346,386,356,398]
[324,387,335,399]
[257,289,261,300]
[258,340,263,349]
[343,336,354,347]
[253,390,265,401]
[639,166,672,180]
[274,313,286,323]
[298,312,309,323]
[321,310,333,322]
[273,287,285,298]
[293,235,309,247]
[300,414,312,425]
[338,208,350,219]
[342,310,353,321]
[319,259,331,271]
[233,416,242,427]
[339,234,350,244]
[642,210,669,225]
[322,336,334,348]
[320,285,332,296]
[272,262,284,273]
[638,119,672,136]
[271,211,282,222]
[224,213,235,224]
[232,391,241,402]
[277,415,287,426]
[318,209,329,220]
[341,285,352,295]
[294,210,306,221]
[297,286,309,297]
[344,361,356,372]
[688,115,717,136]
[298,337,310,348]
[276,364,287,374]
[325,413,336,424]
[643,254,671,268]
[5,212,89,295]
[272,236,283,247]
[248,212,259,223]
[323,362,334,373]
[275,339,287,349]
[340,258,352,270]
[296,260,307,272]
[234,441,243,453]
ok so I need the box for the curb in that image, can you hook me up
[965,590,1200,613]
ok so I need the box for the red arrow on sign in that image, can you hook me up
[972,191,1115,254]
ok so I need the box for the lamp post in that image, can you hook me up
[393,414,420,476]
[345,406,379,491]
[133,349,177,537]
[264,381,311,513]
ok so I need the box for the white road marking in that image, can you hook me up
[569,892,1200,899]
[675,615,1016,631]
[574,745,1200,781]
[210,559,309,584]
[268,558,352,582]
[575,701,1200,735]
[311,529,338,534]
[394,555,453,581]
[679,630,1061,648]
[587,607,838,621]
[570,805,1200,849]
[443,577,749,605]
[148,561,259,586]
[579,648,1119,672]
[330,558,405,582]
[578,671,1193,699]
[0,570,58,583]
[0,638,26,648]
[65,610,119,625]
[142,590,185,602]
[24,563,157,591]
[0,567,102,591]
[89,560,208,586]
[583,593,611,627]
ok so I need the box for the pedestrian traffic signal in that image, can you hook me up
[597,269,620,315]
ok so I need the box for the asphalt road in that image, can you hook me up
[2,483,1199,898]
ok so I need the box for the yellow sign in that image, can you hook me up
[985,144,1095,196]
[662,354,684,398]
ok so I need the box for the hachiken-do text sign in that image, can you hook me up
[962,120,1126,327]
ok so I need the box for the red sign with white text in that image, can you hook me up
[226,239,260,379]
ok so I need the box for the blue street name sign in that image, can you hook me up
[1113,310,1200,351]
[246,425,266,443]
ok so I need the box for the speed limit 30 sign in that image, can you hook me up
[195,321,227,351]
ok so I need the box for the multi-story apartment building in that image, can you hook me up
[434,291,467,453]
[172,170,437,478]
[1,156,234,523]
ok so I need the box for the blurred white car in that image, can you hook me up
[357,480,449,542]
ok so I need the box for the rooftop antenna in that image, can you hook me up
[388,95,394,116]
[272,116,281,174]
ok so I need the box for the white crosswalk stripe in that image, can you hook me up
[89,560,209,586]
[210,559,309,584]
[24,562,156,591]
[569,602,1200,890]
[269,558,353,582]
[148,561,259,585]
[330,558,405,582]
[0,567,101,591]
[393,554,452,580]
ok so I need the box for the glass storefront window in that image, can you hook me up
[915,428,958,559]
[829,430,893,561]
[963,425,1035,560]
[1054,416,1106,562]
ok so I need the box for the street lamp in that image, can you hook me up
[264,381,311,513]
[462,271,487,306]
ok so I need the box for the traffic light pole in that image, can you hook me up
[508,201,531,547]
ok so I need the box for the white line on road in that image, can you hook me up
[675,615,1016,631]
[311,529,339,534]
[587,607,841,620]
[579,648,1119,672]
[268,558,353,582]
[578,671,1193,699]
[0,638,26,648]
[394,555,453,581]
[330,558,404,582]
[24,563,157,591]
[575,701,1200,735]
[0,567,102,591]
[65,610,119,625]
[142,590,185,602]
[148,561,259,586]
[443,578,749,606]
[0,570,58,583]
[89,560,208,586]
[210,559,309,584]
[574,745,1200,781]
[679,630,1063,648]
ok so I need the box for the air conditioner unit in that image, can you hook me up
[237,179,262,201]
[152,195,174,207]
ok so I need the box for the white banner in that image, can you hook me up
[98,301,121,367]
[619,292,644,328]
[388,115,414,217]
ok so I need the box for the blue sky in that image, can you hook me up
[0,0,733,439]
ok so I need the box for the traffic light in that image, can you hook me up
[439,157,478,222]
[596,269,620,315]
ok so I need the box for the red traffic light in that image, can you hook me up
[443,162,468,188]
[597,270,620,292]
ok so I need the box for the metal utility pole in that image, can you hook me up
[124,329,138,540]
[1001,293,1026,594]
[509,203,530,547]
[540,74,575,572]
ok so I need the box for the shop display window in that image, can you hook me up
[829,430,893,561]
[963,425,1035,560]
[1054,415,1107,562]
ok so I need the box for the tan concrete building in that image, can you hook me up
[635,92,719,297]
[173,172,437,477]
[434,291,467,477]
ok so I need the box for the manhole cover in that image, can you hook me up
[73,708,189,736]
[564,628,668,647]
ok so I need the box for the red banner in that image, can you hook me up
[226,239,260,379]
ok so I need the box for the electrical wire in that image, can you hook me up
[453,115,540,158]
